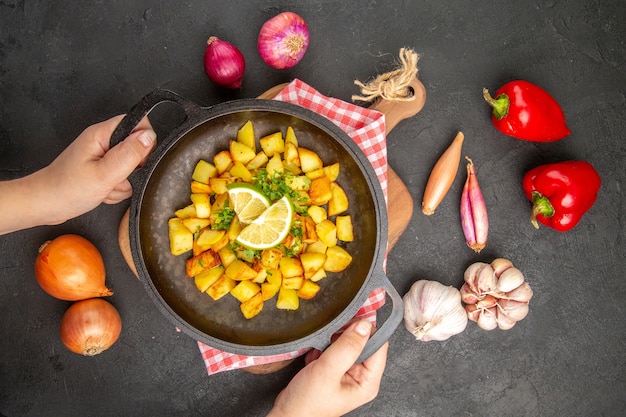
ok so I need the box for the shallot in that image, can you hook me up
[422,131,464,215]
[460,157,488,252]
[258,12,309,69]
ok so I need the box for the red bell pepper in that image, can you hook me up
[522,161,601,232]
[483,80,571,142]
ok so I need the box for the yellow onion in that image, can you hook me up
[34,234,113,301]
[60,298,122,356]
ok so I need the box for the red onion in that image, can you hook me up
[203,37,246,89]
[258,12,309,69]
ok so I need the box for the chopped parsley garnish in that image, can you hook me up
[283,244,300,258]
[228,241,261,260]
[290,220,304,238]
[212,201,235,230]
[253,168,310,214]
[243,247,261,260]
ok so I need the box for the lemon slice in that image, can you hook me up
[236,196,293,250]
[226,183,270,224]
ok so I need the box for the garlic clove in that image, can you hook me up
[477,307,498,330]
[504,281,534,303]
[474,263,497,294]
[465,303,481,322]
[476,293,498,309]
[496,306,517,330]
[498,299,529,321]
[496,267,525,293]
[464,262,489,293]
[460,283,479,304]
[490,257,514,278]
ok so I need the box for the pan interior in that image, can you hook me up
[138,106,379,347]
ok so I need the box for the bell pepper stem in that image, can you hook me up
[482,88,510,120]
[530,191,555,229]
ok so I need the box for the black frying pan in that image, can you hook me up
[111,89,404,360]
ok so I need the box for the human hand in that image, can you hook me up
[0,115,156,235]
[37,115,156,225]
[268,320,388,417]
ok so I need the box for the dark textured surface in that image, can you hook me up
[1,1,624,416]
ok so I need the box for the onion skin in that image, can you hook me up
[422,131,464,215]
[203,37,246,89]
[60,298,122,356]
[258,11,309,69]
[34,234,112,301]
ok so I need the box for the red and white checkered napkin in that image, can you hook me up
[198,78,389,375]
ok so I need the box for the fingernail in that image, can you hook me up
[354,320,371,337]
[138,130,156,148]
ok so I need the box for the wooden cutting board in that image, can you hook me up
[117,79,426,373]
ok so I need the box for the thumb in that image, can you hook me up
[317,320,372,375]
[99,128,156,182]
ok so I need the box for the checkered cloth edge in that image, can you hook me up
[198,79,389,375]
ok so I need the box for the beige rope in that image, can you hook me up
[352,48,420,102]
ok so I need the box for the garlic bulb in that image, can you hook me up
[461,258,534,331]
[403,280,468,341]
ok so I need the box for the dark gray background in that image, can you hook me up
[1,1,624,416]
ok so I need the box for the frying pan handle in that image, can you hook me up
[355,274,404,364]
[109,88,198,148]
